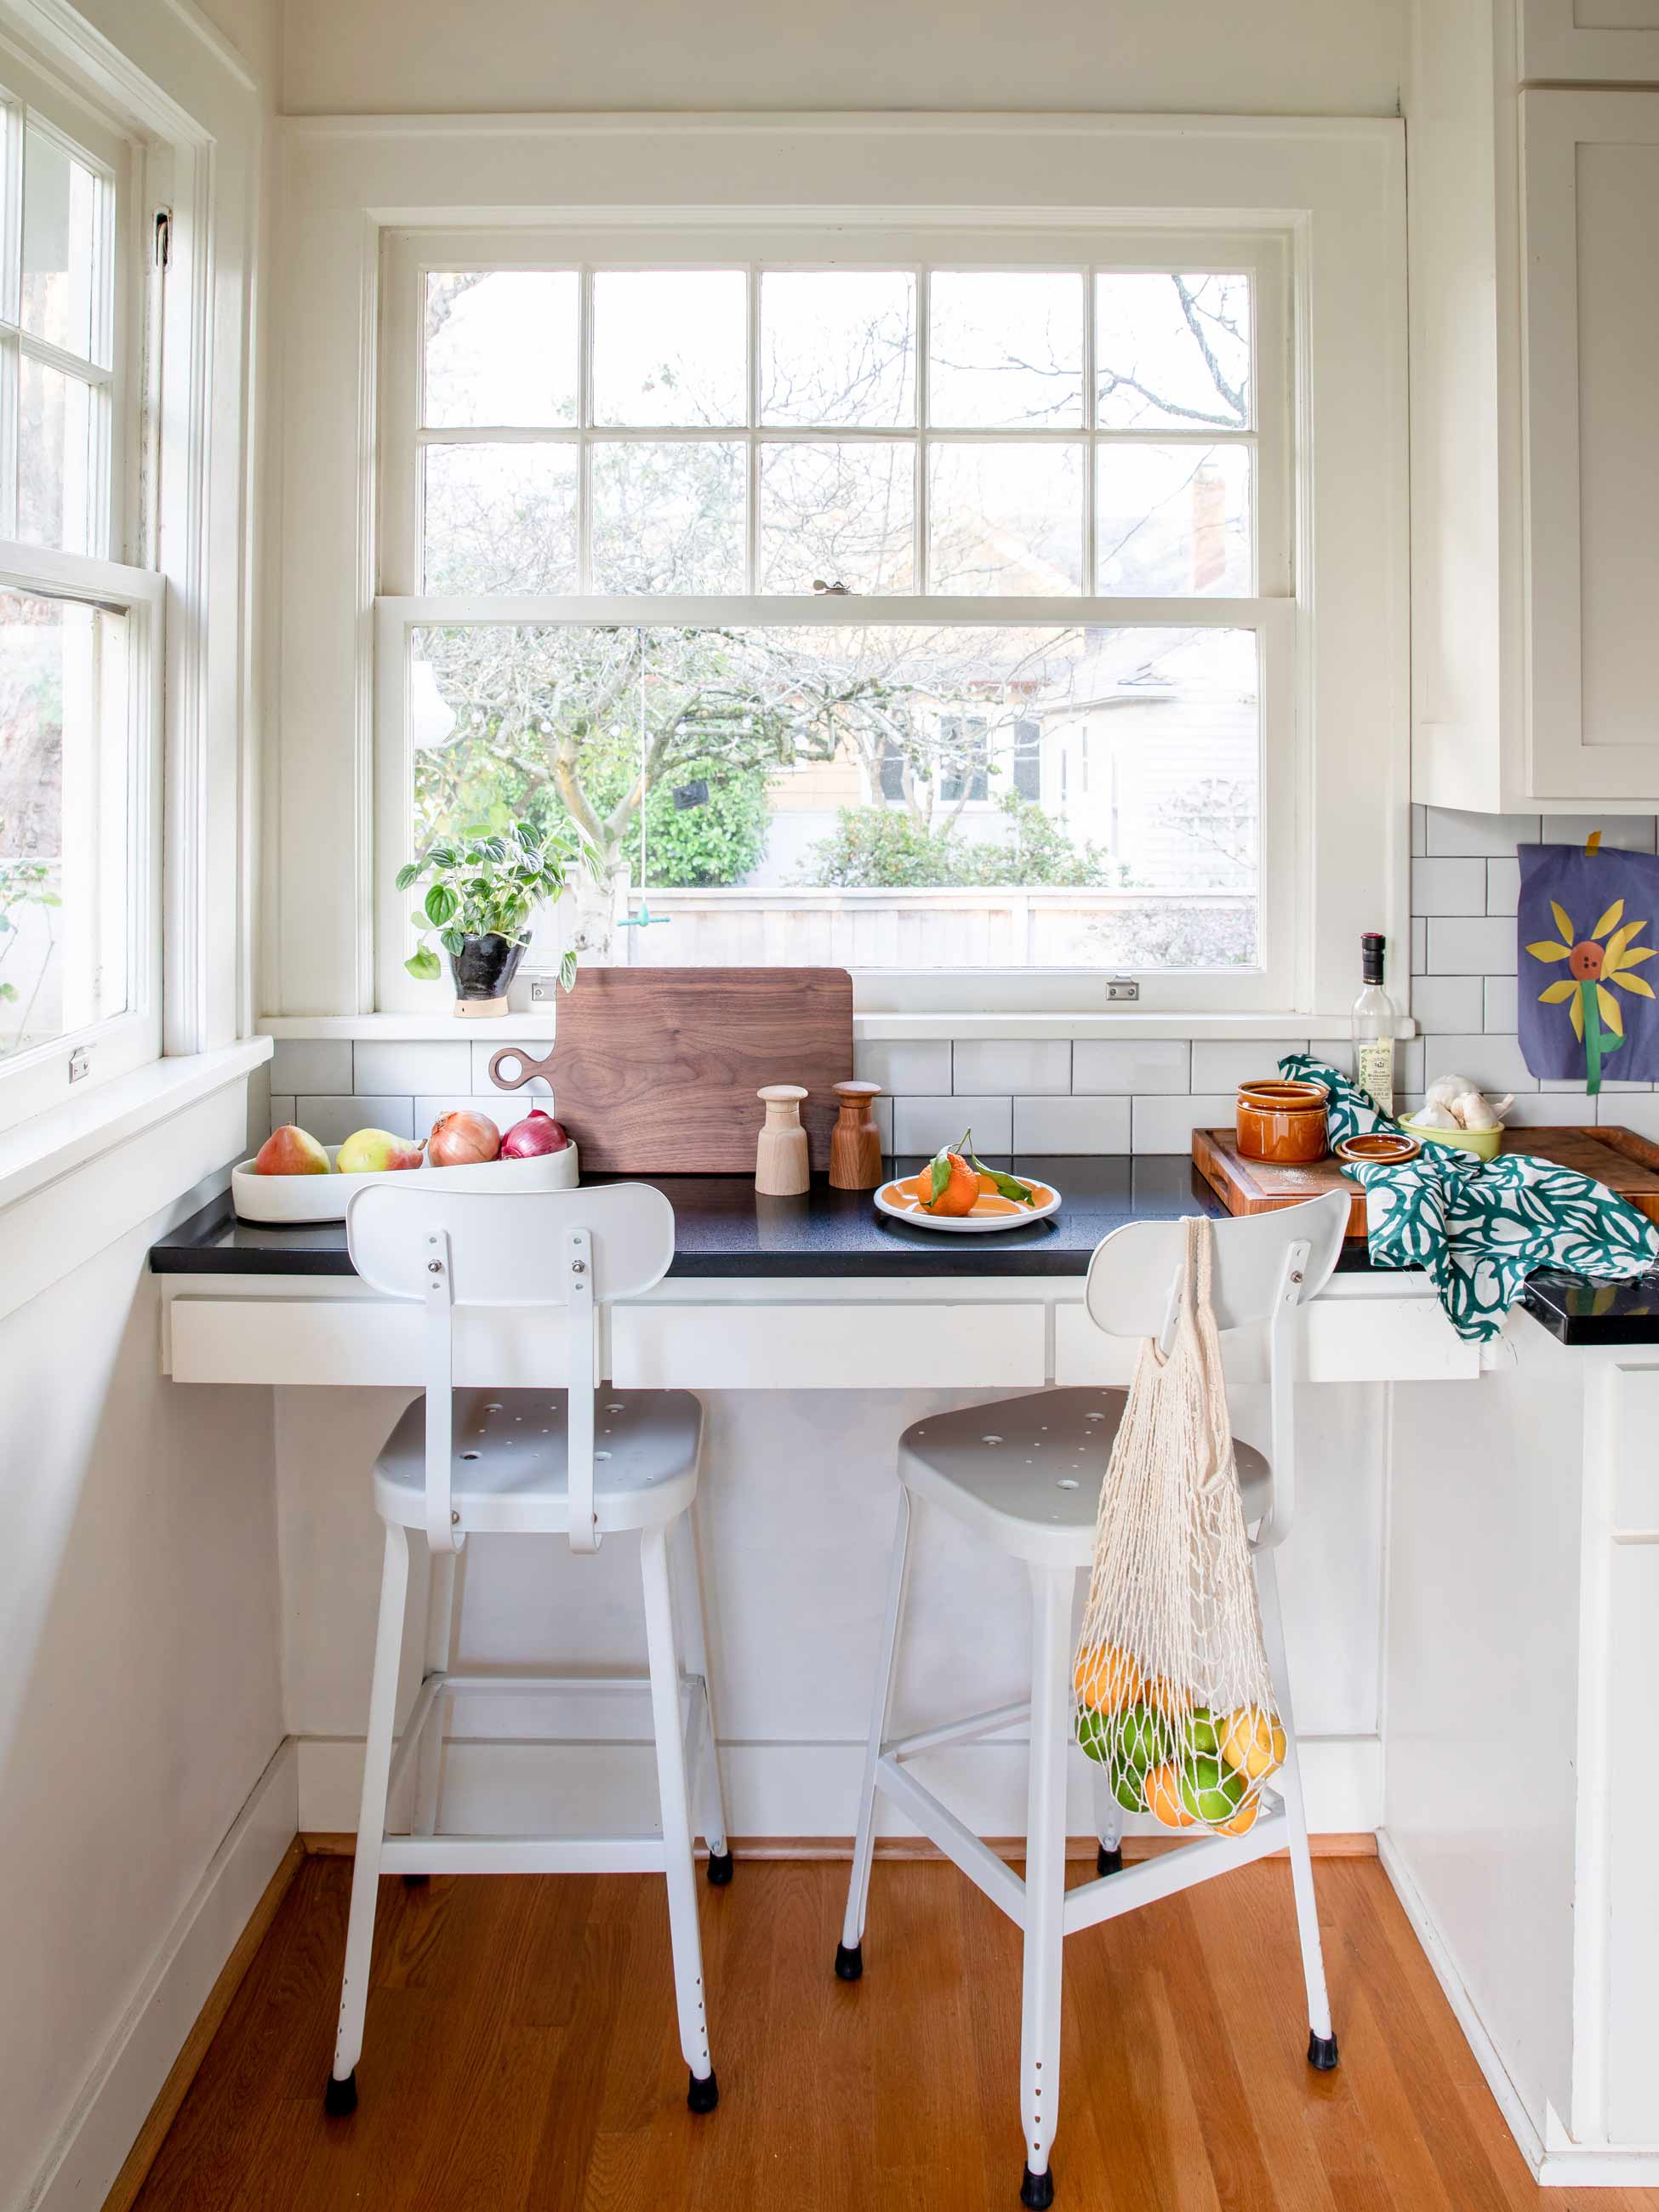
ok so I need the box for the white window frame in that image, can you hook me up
[0,47,162,1134]
[375,221,1297,1014]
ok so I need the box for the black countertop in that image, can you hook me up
[146,1154,1656,1341]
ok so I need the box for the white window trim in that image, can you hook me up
[273,113,1408,1030]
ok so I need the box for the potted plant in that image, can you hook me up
[398,822,596,1017]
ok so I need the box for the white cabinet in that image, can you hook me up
[1521,92,1659,795]
[1520,0,1659,83]
[1409,9,1659,807]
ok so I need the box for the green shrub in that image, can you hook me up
[800,795,1126,891]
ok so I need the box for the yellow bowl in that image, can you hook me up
[1400,1115,1504,1162]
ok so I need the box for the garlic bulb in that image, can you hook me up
[1454,1091,1500,1130]
[1412,1101,1460,1129]
[1425,1074,1473,1111]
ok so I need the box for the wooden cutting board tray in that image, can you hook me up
[549,966,854,1173]
[1192,1124,1659,1238]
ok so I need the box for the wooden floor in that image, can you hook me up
[128,1852,1659,2212]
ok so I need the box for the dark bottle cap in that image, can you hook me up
[1361,932,1386,984]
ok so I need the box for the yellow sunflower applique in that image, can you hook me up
[1526,897,1656,1092]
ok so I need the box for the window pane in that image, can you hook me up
[0,590,129,1058]
[928,444,1083,595]
[424,271,579,429]
[928,272,1084,429]
[759,442,915,593]
[1096,272,1251,430]
[422,444,579,593]
[591,271,746,427]
[1096,443,1251,595]
[590,441,745,591]
[761,271,915,427]
[22,126,100,362]
[19,356,94,554]
[408,620,1258,974]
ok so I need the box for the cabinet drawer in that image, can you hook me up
[1053,1296,1478,1385]
[167,1297,571,1387]
[612,1300,1046,1390]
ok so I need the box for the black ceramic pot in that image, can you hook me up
[449,932,528,1006]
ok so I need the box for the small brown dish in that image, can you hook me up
[1332,1130,1422,1166]
[1235,1078,1330,1164]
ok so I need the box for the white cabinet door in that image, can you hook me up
[1521,0,1659,83]
[1522,92,1659,798]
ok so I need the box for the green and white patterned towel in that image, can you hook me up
[1279,1056,1659,1343]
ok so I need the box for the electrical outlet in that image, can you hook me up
[527,975,558,1006]
[1103,978,1140,1003]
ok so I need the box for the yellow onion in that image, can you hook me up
[427,1109,500,1166]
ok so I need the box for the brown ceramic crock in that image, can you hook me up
[1235,1077,1330,1164]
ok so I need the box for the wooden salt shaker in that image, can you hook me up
[755,1085,810,1196]
[830,1080,884,1189]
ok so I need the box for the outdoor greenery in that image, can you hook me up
[800,794,1128,892]
[0,833,59,1055]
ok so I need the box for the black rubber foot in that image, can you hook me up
[1020,2164,1055,2209]
[324,2071,357,2117]
[835,1941,864,1982]
[1096,1843,1123,1878]
[1308,2030,1340,2072]
[402,1873,429,1887]
[705,1849,733,1887]
[687,2069,720,2113]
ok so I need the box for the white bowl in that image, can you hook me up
[231,1139,579,1223]
[873,1174,1062,1234]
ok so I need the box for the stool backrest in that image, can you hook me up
[1083,1191,1348,1548]
[347,1182,676,1557]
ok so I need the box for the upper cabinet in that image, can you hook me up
[1409,3,1659,809]
[1520,0,1659,82]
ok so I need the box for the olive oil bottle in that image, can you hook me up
[1353,932,1397,1117]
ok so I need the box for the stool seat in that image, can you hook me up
[373,1387,702,1537]
[898,1386,1270,1567]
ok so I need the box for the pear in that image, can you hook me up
[254,1125,331,1176]
[336,1127,425,1174]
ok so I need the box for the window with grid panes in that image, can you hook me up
[377,234,1291,1005]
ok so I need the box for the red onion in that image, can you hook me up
[499,1109,570,1159]
[427,1109,500,1166]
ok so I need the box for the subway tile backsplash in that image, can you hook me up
[268,807,1659,1155]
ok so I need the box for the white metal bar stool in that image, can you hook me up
[325,1181,730,2118]
[836,1193,1348,2208]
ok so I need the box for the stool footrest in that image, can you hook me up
[1062,1810,1290,1935]
[875,1753,1027,1927]
[883,1698,1030,1761]
[380,1834,670,1876]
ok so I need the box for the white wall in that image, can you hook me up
[0,1193,282,2211]
[281,0,1403,118]
[277,1375,1386,1841]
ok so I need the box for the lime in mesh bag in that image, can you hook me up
[1073,1216,1283,1836]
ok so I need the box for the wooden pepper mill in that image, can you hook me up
[830,1080,884,1190]
[755,1085,810,1196]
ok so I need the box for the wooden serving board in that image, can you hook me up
[1192,1124,1659,1238]
[549,966,854,1173]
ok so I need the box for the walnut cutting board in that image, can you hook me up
[1191,1124,1659,1238]
[549,967,855,1173]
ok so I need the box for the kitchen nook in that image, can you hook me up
[11,7,1659,2211]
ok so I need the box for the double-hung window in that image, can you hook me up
[0,66,160,1131]
[377,226,1293,1011]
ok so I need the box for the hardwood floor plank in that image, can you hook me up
[123,1854,1659,2212]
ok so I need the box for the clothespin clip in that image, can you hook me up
[1585,829,1603,858]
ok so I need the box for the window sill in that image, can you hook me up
[257,1010,1414,1045]
[0,1039,273,1217]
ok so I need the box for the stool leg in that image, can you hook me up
[1019,1564,1072,2209]
[1090,1762,1124,1878]
[641,1522,717,2110]
[411,1546,458,1841]
[837,1486,913,1981]
[673,1502,731,1883]
[1255,1547,1337,2070]
[328,1522,410,2112]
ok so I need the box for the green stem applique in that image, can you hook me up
[1579,976,1623,1094]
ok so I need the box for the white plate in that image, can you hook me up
[873,1173,1061,1234]
[231,1140,579,1223]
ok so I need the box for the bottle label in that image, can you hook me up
[1356,1040,1394,1118]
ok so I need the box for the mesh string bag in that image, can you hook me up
[1072,1215,1284,1838]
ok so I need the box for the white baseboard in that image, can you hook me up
[297,1726,1382,1840]
[26,1740,298,2212]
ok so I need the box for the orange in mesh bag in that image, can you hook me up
[1073,1215,1284,1838]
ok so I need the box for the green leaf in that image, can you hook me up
[424,882,458,926]
[928,1147,952,1205]
[36,892,60,906]
[404,947,442,982]
[514,820,541,853]
[394,861,421,892]
[439,928,465,958]
[969,1146,1035,1206]
[558,949,579,991]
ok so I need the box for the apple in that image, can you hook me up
[254,1125,330,1176]
[336,1126,425,1175]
